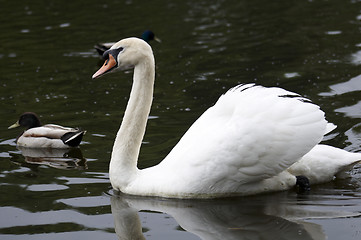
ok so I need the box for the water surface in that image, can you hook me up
[1,0,361,239]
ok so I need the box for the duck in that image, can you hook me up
[92,37,361,199]
[94,30,160,56]
[8,112,85,148]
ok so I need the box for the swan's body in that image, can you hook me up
[93,37,361,198]
[9,112,85,149]
[94,30,160,56]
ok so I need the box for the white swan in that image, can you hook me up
[92,37,361,198]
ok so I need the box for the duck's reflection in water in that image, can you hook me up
[110,192,343,240]
[16,146,87,170]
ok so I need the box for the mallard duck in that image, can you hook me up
[92,37,361,199]
[94,30,160,56]
[8,112,85,148]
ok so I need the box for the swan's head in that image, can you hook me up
[92,37,154,79]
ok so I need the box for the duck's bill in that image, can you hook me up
[92,54,117,79]
[8,121,20,129]
[154,36,162,43]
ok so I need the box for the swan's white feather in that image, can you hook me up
[130,84,329,197]
[288,144,361,184]
[101,38,361,198]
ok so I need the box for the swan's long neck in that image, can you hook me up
[110,55,155,190]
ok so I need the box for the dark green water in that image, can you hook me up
[0,0,361,239]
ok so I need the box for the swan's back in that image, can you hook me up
[133,84,328,197]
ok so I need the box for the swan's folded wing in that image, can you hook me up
[159,84,327,187]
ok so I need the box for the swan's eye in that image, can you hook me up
[100,47,125,68]
[102,51,110,60]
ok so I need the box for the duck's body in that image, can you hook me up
[94,30,160,56]
[93,37,361,199]
[9,112,85,149]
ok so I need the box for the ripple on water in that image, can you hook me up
[57,173,109,185]
[319,74,361,96]
[335,101,361,118]
[350,50,361,65]
[0,206,112,230]
[57,195,110,207]
[27,184,69,192]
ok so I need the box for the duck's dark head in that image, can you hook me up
[141,30,161,43]
[8,112,41,130]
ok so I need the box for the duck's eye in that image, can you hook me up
[118,47,124,52]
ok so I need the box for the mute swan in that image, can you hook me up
[92,37,361,198]
[94,30,160,56]
[8,112,85,148]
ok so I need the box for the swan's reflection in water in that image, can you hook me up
[110,192,350,240]
[15,146,87,170]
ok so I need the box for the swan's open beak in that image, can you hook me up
[92,54,117,79]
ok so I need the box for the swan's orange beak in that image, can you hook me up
[92,54,117,79]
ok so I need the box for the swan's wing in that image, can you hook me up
[159,84,327,186]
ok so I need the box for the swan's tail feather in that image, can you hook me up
[335,160,361,179]
[325,123,337,134]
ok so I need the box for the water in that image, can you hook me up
[1,0,361,239]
